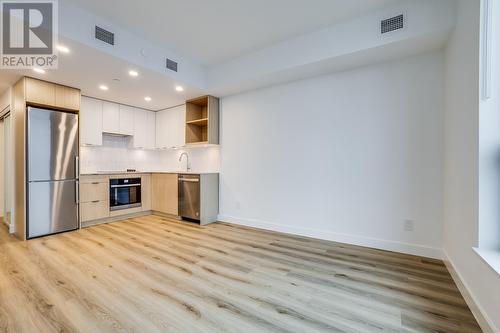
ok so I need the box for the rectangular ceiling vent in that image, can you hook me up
[381,14,404,34]
[166,58,178,72]
[95,26,115,45]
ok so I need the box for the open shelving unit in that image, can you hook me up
[185,95,219,145]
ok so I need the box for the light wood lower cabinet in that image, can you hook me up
[80,182,108,203]
[80,200,109,222]
[141,174,152,211]
[79,175,109,223]
[151,174,178,216]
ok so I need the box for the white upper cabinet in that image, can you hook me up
[133,109,155,150]
[155,110,169,149]
[119,105,135,136]
[80,96,102,146]
[146,111,156,149]
[102,101,120,134]
[171,105,186,148]
[133,109,147,149]
[102,101,134,136]
[155,105,185,149]
[81,98,186,150]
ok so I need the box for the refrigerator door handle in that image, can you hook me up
[75,156,79,178]
[75,180,79,204]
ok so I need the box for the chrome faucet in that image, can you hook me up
[179,152,191,172]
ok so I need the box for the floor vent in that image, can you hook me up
[166,58,178,72]
[381,14,404,34]
[95,26,115,45]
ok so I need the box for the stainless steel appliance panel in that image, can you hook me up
[28,179,79,239]
[109,178,142,211]
[178,174,200,220]
[28,107,79,182]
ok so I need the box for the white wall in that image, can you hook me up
[443,0,500,332]
[0,88,10,113]
[209,0,455,96]
[479,0,500,252]
[219,51,444,258]
[80,135,220,174]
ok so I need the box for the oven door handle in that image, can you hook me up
[110,184,141,188]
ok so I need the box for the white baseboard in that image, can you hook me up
[217,214,443,259]
[442,250,499,333]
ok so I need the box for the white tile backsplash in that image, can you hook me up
[80,134,220,174]
[158,146,221,173]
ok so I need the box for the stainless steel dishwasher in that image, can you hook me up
[178,174,200,220]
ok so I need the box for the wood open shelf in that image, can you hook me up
[185,96,219,145]
[186,118,208,126]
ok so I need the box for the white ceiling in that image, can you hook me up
[63,0,399,67]
[0,38,204,110]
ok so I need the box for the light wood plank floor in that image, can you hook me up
[0,216,481,333]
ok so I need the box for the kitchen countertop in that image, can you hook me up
[80,171,219,176]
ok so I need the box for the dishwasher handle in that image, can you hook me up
[178,177,199,183]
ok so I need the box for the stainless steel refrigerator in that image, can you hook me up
[27,107,79,239]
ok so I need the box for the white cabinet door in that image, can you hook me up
[102,101,120,134]
[155,110,168,149]
[173,105,186,148]
[119,105,134,135]
[133,109,147,149]
[146,111,156,149]
[80,97,102,146]
[155,106,185,149]
[165,110,175,148]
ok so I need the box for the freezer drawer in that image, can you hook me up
[28,180,79,239]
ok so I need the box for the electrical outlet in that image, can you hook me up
[404,220,414,232]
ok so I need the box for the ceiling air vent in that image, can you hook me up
[95,26,115,45]
[381,14,404,34]
[166,58,178,72]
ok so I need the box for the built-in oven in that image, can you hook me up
[109,177,142,211]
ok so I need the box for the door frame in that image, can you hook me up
[0,110,14,234]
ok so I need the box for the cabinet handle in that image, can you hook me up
[92,200,100,203]
[91,182,99,185]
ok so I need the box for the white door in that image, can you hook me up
[102,101,120,134]
[80,97,103,146]
[3,114,12,228]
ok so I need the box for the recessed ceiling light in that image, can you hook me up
[99,85,109,91]
[129,70,139,77]
[33,68,45,74]
[56,45,70,53]
[175,86,184,92]
[144,96,152,101]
